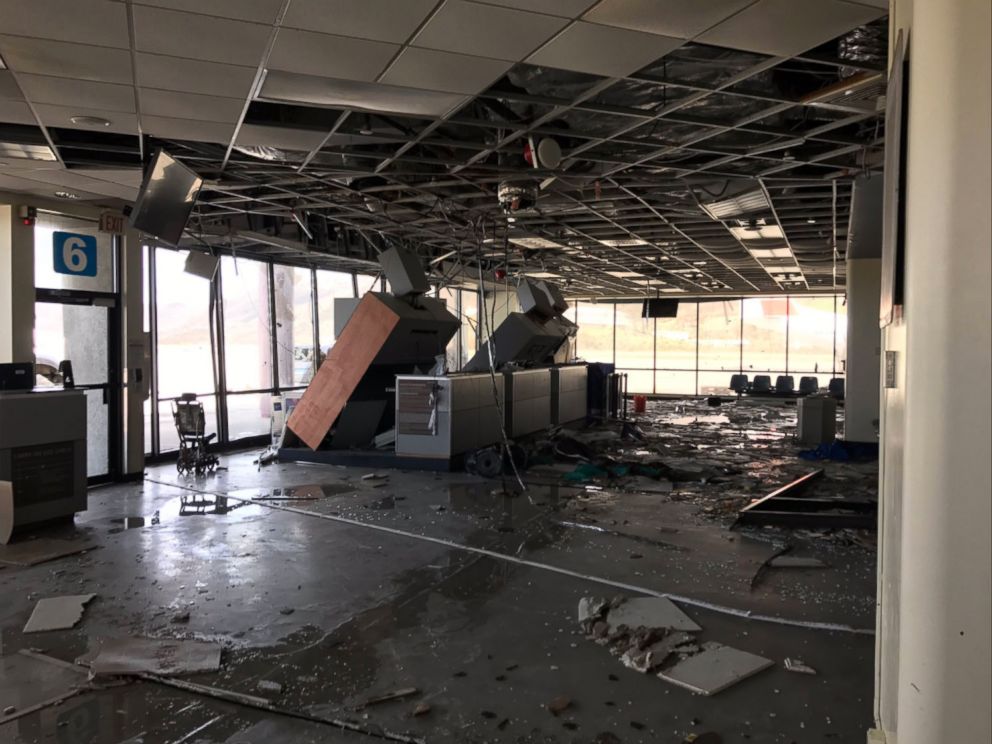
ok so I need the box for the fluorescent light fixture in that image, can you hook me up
[605,271,643,278]
[429,249,458,265]
[0,142,57,161]
[660,287,686,293]
[599,238,649,247]
[523,271,561,279]
[509,236,564,250]
[700,189,769,220]
[748,247,793,259]
[729,224,784,241]
[747,137,805,157]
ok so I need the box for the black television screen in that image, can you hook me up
[129,149,202,247]
[642,298,679,318]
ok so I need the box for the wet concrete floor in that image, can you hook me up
[0,399,878,743]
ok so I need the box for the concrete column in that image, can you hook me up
[876,1,992,743]
[844,257,881,442]
[0,205,35,364]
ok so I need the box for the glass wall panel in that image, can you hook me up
[227,392,272,441]
[577,302,614,363]
[655,301,696,369]
[619,369,653,394]
[741,297,787,374]
[614,304,654,372]
[356,273,379,295]
[273,265,314,387]
[438,287,459,370]
[155,249,214,397]
[221,256,271,392]
[697,300,741,372]
[316,269,355,355]
[158,395,217,452]
[460,289,478,368]
[834,297,848,376]
[655,370,696,395]
[788,296,837,376]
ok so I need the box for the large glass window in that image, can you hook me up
[614,303,654,370]
[697,300,742,373]
[155,249,215,398]
[741,297,788,375]
[273,265,314,387]
[438,288,460,371]
[461,289,478,367]
[316,269,355,354]
[655,301,697,370]
[221,256,271,392]
[577,302,615,363]
[788,296,838,376]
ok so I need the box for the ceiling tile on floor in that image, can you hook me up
[0,36,134,84]
[282,0,438,43]
[1,0,129,49]
[135,54,257,98]
[140,89,244,123]
[132,6,271,67]
[379,48,512,95]
[698,0,884,57]
[583,0,756,39]
[18,74,135,113]
[141,115,235,144]
[527,21,683,78]
[412,1,569,61]
[267,29,398,81]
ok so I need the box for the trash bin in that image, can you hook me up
[633,394,647,413]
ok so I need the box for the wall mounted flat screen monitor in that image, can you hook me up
[129,149,202,247]
[642,298,679,318]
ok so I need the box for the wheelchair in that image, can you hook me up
[172,394,218,476]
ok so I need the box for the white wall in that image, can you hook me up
[876,1,992,742]
[845,258,882,441]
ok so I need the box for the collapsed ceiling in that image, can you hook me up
[1,15,887,297]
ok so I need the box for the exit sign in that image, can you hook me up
[99,211,126,235]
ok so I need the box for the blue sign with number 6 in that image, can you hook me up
[53,231,97,277]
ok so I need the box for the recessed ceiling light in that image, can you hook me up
[70,115,111,127]
[54,191,79,199]
[806,218,817,224]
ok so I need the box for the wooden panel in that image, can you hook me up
[287,294,400,450]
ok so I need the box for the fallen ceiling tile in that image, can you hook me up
[606,596,701,632]
[23,594,96,633]
[658,642,774,695]
[87,638,222,677]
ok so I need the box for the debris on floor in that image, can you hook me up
[357,686,419,709]
[602,596,701,633]
[22,594,96,633]
[769,555,829,568]
[84,638,223,677]
[0,537,97,567]
[657,643,775,696]
[784,658,818,675]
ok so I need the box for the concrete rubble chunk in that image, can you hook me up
[577,596,608,624]
[605,597,701,633]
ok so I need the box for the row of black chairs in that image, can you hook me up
[729,374,844,398]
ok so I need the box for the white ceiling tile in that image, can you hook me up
[136,53,256,98]
[259,71,467,117]
[267,29,398,80]
[141,115,235,144]
[18,74,135,113]
[583,0,755,39]
[140,88,244,123]
[698,0,884,57]
[0,173,106,201]
[132,0,284,24]
[379,48,511,95]
[33,103,138,134]
[283,0,438,43]
[236,124,327,152]
[1,0,129,49]
[412,1,569,61]
[527,22,682,77]
[478,0,599,17]
[0,36,133,84]
[0,99,36,125]
[0,71,24,100]
[132,6,271,66]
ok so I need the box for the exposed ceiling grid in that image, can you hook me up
[0,0,887,296]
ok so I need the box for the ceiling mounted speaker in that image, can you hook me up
[535,137,562,169]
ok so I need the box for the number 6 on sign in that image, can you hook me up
[53,231,98,277]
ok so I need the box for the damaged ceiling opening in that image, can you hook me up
[3,18,887,297]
